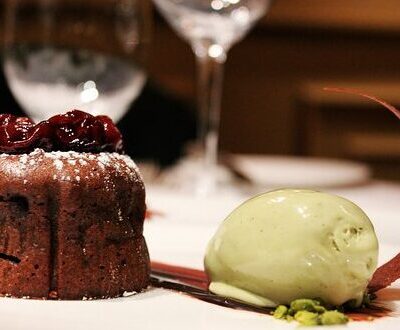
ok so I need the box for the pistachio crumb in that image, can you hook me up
[320,310,349,325]
[290,299,326,313]
[273,299,349,326]
[273,305,288,319]
[294,310,320,326]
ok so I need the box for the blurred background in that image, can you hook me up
[145,0,400,182]
[0,0,400,182]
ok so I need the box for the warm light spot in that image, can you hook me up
[271,196,286,203]
[231,6,250,25]
[80,80,99,103]
[208,44,225,59]
[211,0,224,10]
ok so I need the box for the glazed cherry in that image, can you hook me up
[0,110,123,154]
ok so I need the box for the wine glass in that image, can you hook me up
[3,0,151,123]
[153,0,271,194]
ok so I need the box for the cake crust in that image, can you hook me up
[0,149,149,299]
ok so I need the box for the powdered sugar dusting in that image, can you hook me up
[78,159,88,166]
[19,154,28,165]
[54,159,63,171]
[117,208,125,222]
[0,149,143,186]
[98,154,111,165]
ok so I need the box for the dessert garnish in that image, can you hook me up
[323,86,400,294]
[0,110,149,299]
[150,88,400,325]
[145,210,165,221]
[150,262,274,315]
[151,261,208,290]
[0,110,123,154]
[323,87,400,120]
[151,188,398,326]
[150,261,392,323]
[205,190,379,309]
[368,252,400,293]
[273,299,349,326]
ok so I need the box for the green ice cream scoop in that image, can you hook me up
[204,189,378,308]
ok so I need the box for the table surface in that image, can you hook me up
[0,179,398,330]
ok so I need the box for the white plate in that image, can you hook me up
[0,189,399,330]
[231,155,371,188]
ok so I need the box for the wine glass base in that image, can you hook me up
[156,155,243,196]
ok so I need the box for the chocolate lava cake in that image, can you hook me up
[0,110,150,299]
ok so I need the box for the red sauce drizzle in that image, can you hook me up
[145,210,165,221]
[150,261,394,321]
[151,261,209,290]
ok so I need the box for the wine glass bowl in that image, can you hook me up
[3,0,151,123]
[153,0,270,50]
[153,0,271,194]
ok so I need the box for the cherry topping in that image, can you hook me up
[0,110,124,154]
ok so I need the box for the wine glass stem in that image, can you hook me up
[194,41,227,192]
